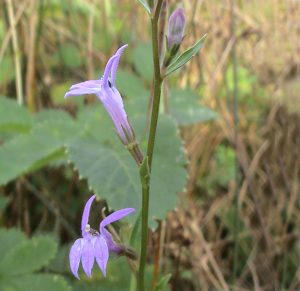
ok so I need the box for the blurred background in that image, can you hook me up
[0,0,300,290]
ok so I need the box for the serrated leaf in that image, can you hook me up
[137,0,151,14]
[68,108,187,226]
[3,274,71,291]
[0,115,78,185]
[169,89,218,125]
[0,96,32,133]
[166,34,207,76]
[0,236,57,275]
[0,229,26,258]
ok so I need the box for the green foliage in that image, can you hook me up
[154,274,172,291]
[169,89,218,126]
[0,97,32,133]
[116,69,148,98]
[0,229,70,291]
[166,35,207,76]
[72,257,131,291]
[2,274,71,291]
[132,43,153,83]
[0,236,57,275]
[67,105,187,226]
[0,112,78,185]
[0,229,26,257]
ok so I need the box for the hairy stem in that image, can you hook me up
[137,1,164,290]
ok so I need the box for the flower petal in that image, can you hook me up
[100,208,135,232]
[81,239,95,277]
[97,88,130,143]
[81,195,96,238]
[70,80,100,90]
[65,80,101,98]
[110,44,128,86]
[102,55,118,87]
[101,228,121,254]
[93,236,109,277]
[69,238,83,279]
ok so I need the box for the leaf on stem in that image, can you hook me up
[165,34,207,76]
[137,0,151,15]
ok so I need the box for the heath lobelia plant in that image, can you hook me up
[65,1,206,290]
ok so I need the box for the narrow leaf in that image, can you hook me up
[137,0,151,14]
[155,274,172,291]
[166,34,207,76]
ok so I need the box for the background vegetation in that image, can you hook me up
[0,0,300,290]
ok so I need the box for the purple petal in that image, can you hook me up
[97,88,130,143]
[102,55,118,87]
[81,239,95,277]
[70,80,100,90]
[65,80,101,99]
[101,228,122,254]
[110,44,128,86]
[69,239,83,279]
[100,208,135,232]
[93,236,109,277]
[65,88,97,98]
[81,195,96,238]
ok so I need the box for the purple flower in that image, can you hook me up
[167,8,185,48]
[69,195,135,279]
[64,45,135,146]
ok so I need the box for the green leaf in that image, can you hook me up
[0,236,57,275]
[166,34,207,76]
[68,107,187,226]
[116,69,148,98]
[0,96,32,133]
[0,229,26,258]
[132,43,153,82]
[2,274,71,291]
[169,89,218,125]
[154,274,172,291]
[0,114,78,185]
[137,0,151,14]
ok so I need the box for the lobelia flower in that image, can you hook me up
[167,8,185,48]
[64,45,143,164]
[69,194,135,279]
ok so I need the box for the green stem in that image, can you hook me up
[137,1,164,290]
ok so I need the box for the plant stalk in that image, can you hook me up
[137,1,164,290]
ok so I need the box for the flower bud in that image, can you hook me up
[167,8,185,48]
